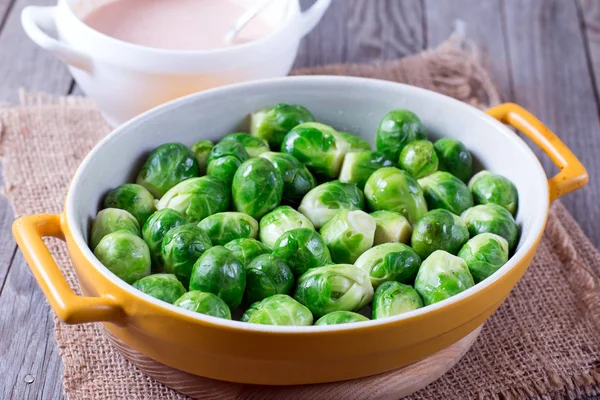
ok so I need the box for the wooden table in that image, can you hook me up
[1,1,599,399]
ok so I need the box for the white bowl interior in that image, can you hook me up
[66,76,549,331]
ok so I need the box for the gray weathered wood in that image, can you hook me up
[579,0,600,97]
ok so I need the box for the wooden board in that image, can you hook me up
[105,327,482,400]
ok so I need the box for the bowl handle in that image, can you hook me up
[21,6,93,72]
[298,0,332,37]
[12,214,123,324]
[487,103,588,203]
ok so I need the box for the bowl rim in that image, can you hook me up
[65,75,549,333]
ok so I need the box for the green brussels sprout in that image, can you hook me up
[337,131,372,152]
[355,243,421,288]
[372,281,424,319]
[136,143,199,198]
[132,273,186,304]
[197,212,259,246]
[414,250,475,305]
[259,152,316,206]
[207,140,250,164]
[294,264,373,318]
[94,230,151,284]
[458,233,509,283]
[370,210,412,245]
[272,228,331,276]
[259,206,315,249]
[241,294,313,326]
[411,209,470,259]
[398,140,439,179]
[103,183,155,226]
[314,311,369,325]
[298,181,365,229]
[224,238,271,266]
[190,140,214,175]
[376,109,426,161]
[161,224,212,287]
[90,208,140,251]
[281,122,350,179]
[142,208,188,267]
[320,210,376,264]
[244,254,295,305]
[418,171,474,215]
[232,158,284,219]
[339,151,394,189]
[221,132,270,158]
[206,156,242,186]
[468,170,519,215]
[461,204,519,250]
[364,167,428,225]
[434,138,473,182]
[174,291,231,319]
[251,104,316,148]
[189,246,246,308]
[155,176,230,222]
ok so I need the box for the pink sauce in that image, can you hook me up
[82,0,275,50]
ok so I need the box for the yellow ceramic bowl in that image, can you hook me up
[13,77,588,385]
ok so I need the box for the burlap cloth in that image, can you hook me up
[1,40,600,400]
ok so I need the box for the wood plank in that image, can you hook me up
[501,0,600,248]
[424,0,511,101]
[0,0,73,103]
[579,0,600,97]
[294,0,424,68]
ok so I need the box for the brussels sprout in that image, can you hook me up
[242,294,313,326]
[207,140,250,164]
[224,238,270,266]
[372,281,424,319]
[155,176,230,222]
[458,233,509,283]
[251,104,316,148]
[189,246,246,309]
[161,224,212,286]
[259,206,315,249]
[461,204,519,250]
[103,183,155,226]
[272,228,331,276]
[414,250,474,305]
[294,264,373,318]
[132,273,186,304]
[468,170,519,215]
[320,210,376,264]
[355,243,421,288]
[418,171,474,215]
[314,311,369,325]
[190,140,214,175]
[90,208,140,251]
[411,209,469,259]
[174,291,231,319]
[136,143,199,198]
[398,140,439,179]
[337,131,372,152]
[221,132,270,158]
[434,138,473,182]
[281,122,350,179]
[244,254,295,305]
[339,151,394,189]
[142,208,188,267]
[206,156,242,186]
[232,158,284,219]
[259,152,316,205]
[370,210,412,245]
[94,230,151,284]
[376,109,426,161]
[298,181,365,228]
[364,167,428,225]
[197,212,259,246]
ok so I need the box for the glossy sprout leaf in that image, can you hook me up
[414,250,474,305]
[259,152,317,206]
[224,238,270,267]
[339,151,394,189]
[94,230,151,284]
[251,104,316,148]
[298,181,365,229]
[461,204,518,250]
[319,209,376,264]
[458,233,509,283]
[242,294,313,326]
[355,242,421,288]
[103,183,155,226]
[190,140,214,175]
[372,281,423,319]
[370,210,412,245]
[272,228,331,276]
[418,171,474,215]
[232,158,284,219]
[132,273,186,304]
[411,209,470,259]
[161,224,212,287]
[259,206,315,249]
[398,140,439,179]
[142,208,188,268]
[90,208,140,251]
[174,291,231,319]
[221,132,270,158]
[244,254,295,305]
[468,170,519,215]
[197,212,259,246]
[376,109,426,161]
[314,311,369,325]
[434,138,473,182]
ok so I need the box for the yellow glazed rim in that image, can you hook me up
[13,77,589,334]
